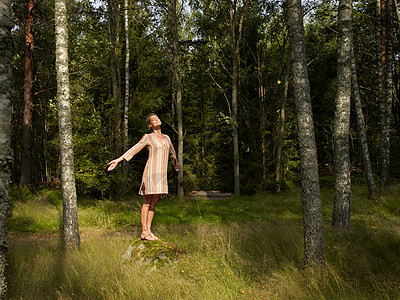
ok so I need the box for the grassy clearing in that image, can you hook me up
[6,184,400,299]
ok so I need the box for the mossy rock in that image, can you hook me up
[122,238,186,270]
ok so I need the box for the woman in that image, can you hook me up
[107,114,179,241]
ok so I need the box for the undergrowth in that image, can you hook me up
[6,184,400,299]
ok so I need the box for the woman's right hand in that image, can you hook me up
[107,159,119,171]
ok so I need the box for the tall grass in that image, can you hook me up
[6,184,400,299]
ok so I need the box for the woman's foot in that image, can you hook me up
[149,232,159,240]
[141,231,156,241]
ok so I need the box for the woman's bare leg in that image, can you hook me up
[147,195,160,239]
[141,195,155,240]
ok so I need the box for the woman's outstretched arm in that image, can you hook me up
[107,134,148,171]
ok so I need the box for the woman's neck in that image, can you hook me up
[152,128,162,135]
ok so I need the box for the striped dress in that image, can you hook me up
[122,133,178,195]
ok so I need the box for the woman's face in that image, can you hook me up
[148,115,161,129]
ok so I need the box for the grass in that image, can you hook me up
[6,183,400,299]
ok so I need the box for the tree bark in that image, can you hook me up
[332,0,352,229]
[55,0,80,249]
[20,0,35,186]
[123,0,129,174]
[256,41,266,181]
[380,0,393,190]
[172,0,184,197]
[108,0,122,155]
[229,0,248,195]
[0,1,13,295]
[350,45,377,198]
[275,57,290,191]
[287,0,325,267]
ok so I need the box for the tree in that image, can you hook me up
[171,0,184,197]
[275,55,290,191]
[55,0,80,249]
[332,0,352,229]
[351,45,377,198]
[108,0,122,155]
[123,0,129,157]
[230,0,248,195]
[379,0,393,190]
[286,0,325,266]
[0,0,13,295]
[20,0,35,186]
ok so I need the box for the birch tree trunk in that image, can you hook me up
[381,0,393,190]
[172,0,184,197]
[332,0,352,229]
[287,0,325,267]
[55,0,80,249]
[20,0,35,186]
[0,1,13,295]
[229,0,248,195]
[123,0,129,167]
[350,46,377,198]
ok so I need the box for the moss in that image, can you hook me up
[122,238,186,270]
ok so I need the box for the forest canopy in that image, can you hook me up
[10,0,400,197]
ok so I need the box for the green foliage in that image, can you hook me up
[10,0,400,196]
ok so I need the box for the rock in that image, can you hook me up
[122,238,186,269]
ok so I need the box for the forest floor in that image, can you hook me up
[6,183,400,299]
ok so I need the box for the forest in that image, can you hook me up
[7,0,400,196]
[1,0,400,298]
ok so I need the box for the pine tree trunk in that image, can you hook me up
[20,0,35,186]
[0,1,13,295]
[350,46,377,198]
[275,58,290,191]
[172,0,184,197]
[377,0,385,163]
[108,0,122,155]
[332,0,352,229]
[232,42,240,195]
[287,0,325,267]
[55,0,80,249]
[229,0,248,195]
[381,0,393,190]
[256,43,266,181]
[123,0,129,172]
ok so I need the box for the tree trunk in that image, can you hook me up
[172,0,184,197]
[332,0,352,229]
[123,0,129,173]
[275,57,290,191]
[108,0,122,155]
[55,0,80,249]
[350,46,377,198]
[256,42,266,181]
[377,0,385,169]
[20,0,35,186]
[380,0,393,190]
[0,1,13,295]
[287,0,325,267]
[229,0,248,195]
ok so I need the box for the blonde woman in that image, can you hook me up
[107,114,179,241]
